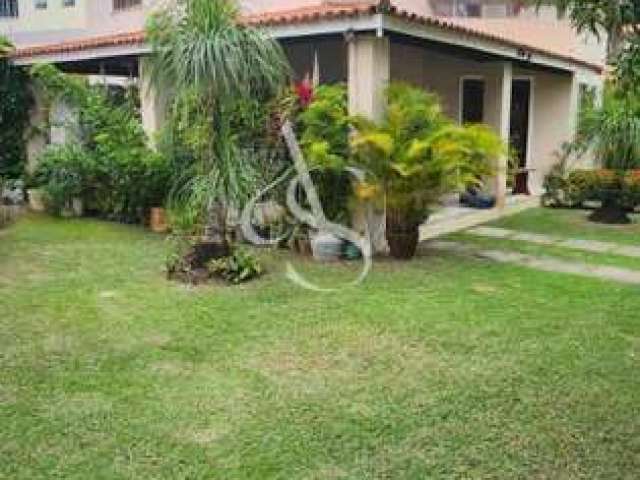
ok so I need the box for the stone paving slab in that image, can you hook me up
[468,226,640,258]
[428,240,640,285]
[420,196,540,241]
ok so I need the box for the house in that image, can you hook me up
[2,0,606,203]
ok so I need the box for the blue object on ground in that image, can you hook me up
[460,189,496,209]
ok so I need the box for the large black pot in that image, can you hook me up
[589,187,631,225]
[386,211,420,260]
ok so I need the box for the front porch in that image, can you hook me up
[283,31,595,205]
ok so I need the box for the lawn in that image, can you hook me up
[1,213,640,479]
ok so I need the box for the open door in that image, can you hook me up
[510,79,532,194]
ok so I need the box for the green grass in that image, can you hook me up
[488,207,640,245]
[452,207,640,272]
[2,213,640,479]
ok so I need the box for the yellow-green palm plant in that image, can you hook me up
[351,83,502,258]
[0,35,13,58]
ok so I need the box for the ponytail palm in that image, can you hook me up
[146,0,289,238]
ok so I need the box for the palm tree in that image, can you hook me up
[146,0,289,244]
[535,0,640,63]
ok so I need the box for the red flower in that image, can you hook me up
[295,77,314,108]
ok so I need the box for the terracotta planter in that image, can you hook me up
[150,207,168,233]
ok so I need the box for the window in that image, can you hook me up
[34,0,47,9]
[63,0,76,7]
[113,0,142,11]
[460,78,485,124]
[578,83,596,133]
[0,0,19,17]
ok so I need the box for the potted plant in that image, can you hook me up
[351,83,501,259]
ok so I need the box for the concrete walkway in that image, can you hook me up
[428,240,640,285]
[468,226,640,258]
[420,195,540,241]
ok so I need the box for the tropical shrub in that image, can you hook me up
[544,167,640,213]
[350,83,501,258]
[208,248,263,284]
[624,170,640,207]
[29,65,169,222]
[31,144,89,214]
[298,84,352,223]
[0,37,33,179]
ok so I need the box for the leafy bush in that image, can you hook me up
[0,49,33,179]
[29,65,170,222]
[544,168,640,210]
[351,83,500,226]
[297,84,352,224]
[31,144,89,214]
[575,86,640,171]
[208,248,263,284]
[623,170,640,207]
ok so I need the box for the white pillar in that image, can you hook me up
[348,34,390,253]
[567,72,581,142]
[139,57,166,148]
[495,61,512,208]
[348,34,390,121]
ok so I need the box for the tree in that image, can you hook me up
[536,0,640,63]
[146,0,289,243]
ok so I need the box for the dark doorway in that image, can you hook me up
[461,78,485,124]
[510,79,531,169]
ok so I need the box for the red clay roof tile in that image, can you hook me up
[12,1,603,72]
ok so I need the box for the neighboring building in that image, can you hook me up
[4,0,606,200]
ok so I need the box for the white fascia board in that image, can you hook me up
[382,15,579,74]
[575,66,604,86]
[265,14,381,39]
[13,44,151,66]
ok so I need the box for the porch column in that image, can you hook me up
[347,34,390,253]
[495,61,512,209]
[139,57,166,148]
[347,34,390,121]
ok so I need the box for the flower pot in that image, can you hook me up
[27,189,45,213]
[150,207,169,233]
[386,211,420,260]
[343,241,362,260]
[310,231,343,262]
